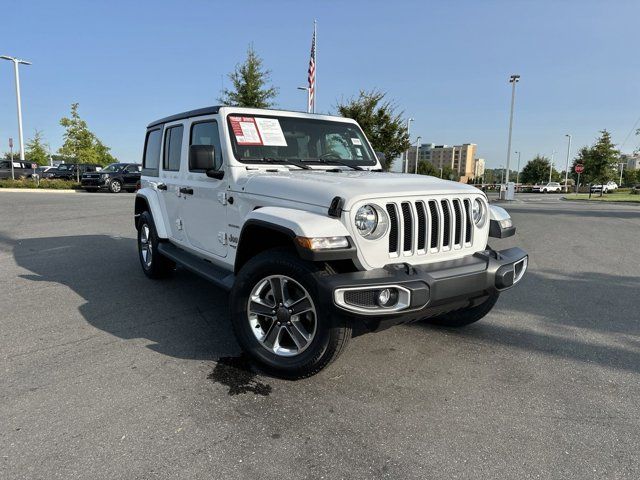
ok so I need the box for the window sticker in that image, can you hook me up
[255,118,288,146]
[351,137,362,146]
[229,116,263,145]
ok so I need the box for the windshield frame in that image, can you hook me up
[226,113,378,168]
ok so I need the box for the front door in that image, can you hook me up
[180,118,228,258]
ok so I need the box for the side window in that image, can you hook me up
[190,121,222,171]
[163,125,184,171]
[143,129,162,171]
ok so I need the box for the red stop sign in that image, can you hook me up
[575,164,584,174]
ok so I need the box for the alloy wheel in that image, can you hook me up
[247,275,317,357]
[139,224,153,268]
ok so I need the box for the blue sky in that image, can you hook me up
[1,0,639,169]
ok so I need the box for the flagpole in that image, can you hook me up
[313,19,317,114]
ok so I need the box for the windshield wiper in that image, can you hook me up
[261,157,311,170]
[304,158,363,171]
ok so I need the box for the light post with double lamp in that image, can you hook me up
[404,118,414,173]
[297,86,311,113]
[1,55,31,166]
[505,74,520,185]
[564,135,572,192]
[414,136,422,174]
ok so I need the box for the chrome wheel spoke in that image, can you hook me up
[290,297,313,316]
[269,277,285,305]
[249,300,275,317]
[287,321,309,350]
[263,322,281,349]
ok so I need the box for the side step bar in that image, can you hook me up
[157,242,234,291]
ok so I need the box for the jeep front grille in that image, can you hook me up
[386,197,475,257]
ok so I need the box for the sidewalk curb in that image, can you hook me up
[560,197,640,206]
[0,188,84,194]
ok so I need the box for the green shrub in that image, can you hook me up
[0,178,81,190]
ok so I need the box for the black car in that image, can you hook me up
[0,160,38,179]
[81,163,141,193]
[45,163,101,180]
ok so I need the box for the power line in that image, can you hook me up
[620,114,640,148]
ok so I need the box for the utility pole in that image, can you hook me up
[404,118,413,173]
[1,55,32,161]
[505,74,520,185]
[515,151,522,185]
[619,162,625,186]
[564,134,572,192]
[549,150,556,183]
[414,136,422,174]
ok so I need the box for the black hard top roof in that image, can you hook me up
[147,106,222,128]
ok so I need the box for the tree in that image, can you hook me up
[25,130,50,166]
[337,90,410,171]
[572,130,619,195]
[59,103,116,166]
[417,160,438,176]
[520,155,553,184]
[219,45,278,108]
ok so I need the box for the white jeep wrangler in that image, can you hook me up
[134,106,528,378]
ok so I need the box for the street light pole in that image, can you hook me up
[549,150,556,183]
[404,118,413,173]
[1,55,32,161]
[515,151,521,185]
[505,74,520,185]
[414,136,422,174]
[564,134,572,192]
[297,86,311,113]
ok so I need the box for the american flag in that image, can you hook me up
[307,24,316,113]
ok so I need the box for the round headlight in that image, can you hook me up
[472,199,485,225]
[355,205,377,237]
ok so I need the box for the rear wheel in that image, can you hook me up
[423,291,500,327]
[137,211,174,279]
[109,179,122,193]
[230,249,351,379]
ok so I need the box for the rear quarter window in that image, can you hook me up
[143,128,162,176]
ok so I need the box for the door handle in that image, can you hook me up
[179,187,194,195]
[157,183,167,191]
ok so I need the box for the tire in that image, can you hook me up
[137,211,174,279]
[230,249,351,379]
[423,291,500,327]
[109,179,122,193]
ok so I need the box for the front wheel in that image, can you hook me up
[230,249,351,379]
[422,291,500,327]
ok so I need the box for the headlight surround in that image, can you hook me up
[354,204,388,239]
[472,198,486,225]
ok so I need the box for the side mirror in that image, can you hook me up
[375,151,386,164]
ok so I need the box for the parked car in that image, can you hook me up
[537,182,562,193]
[81,163,141,193]
[134,106,528,378]
[34,166,57,177]
[631,184,640,194]
[590,181,618,193]
[44,163,101,180]
[0,160,38,179]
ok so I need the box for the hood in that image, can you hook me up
[241,170,483,210]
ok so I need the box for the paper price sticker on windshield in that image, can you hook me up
[229,116,263,145]
[255,118,287,146]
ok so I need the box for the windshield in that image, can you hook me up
[101,163,122,173]
[227,114,377,167]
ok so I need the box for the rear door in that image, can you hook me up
[122,164,140,186]
[180,117,228,258]
[158,122,187,243]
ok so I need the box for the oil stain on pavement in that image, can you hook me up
[208,354,272,396]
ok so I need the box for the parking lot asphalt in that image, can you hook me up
[1,190,639,480]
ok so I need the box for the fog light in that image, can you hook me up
[376,288,399,307]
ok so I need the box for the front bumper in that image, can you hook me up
[81,178,107,188]
[320,247,527,324]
